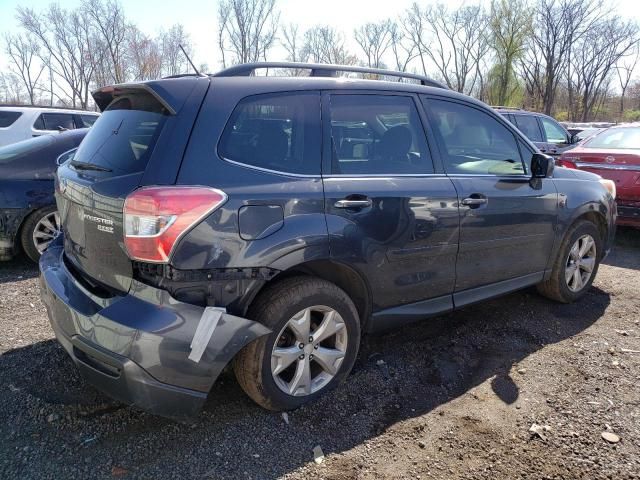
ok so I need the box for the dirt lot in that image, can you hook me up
[1,229,639,480]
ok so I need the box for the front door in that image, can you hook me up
[322,92,460,322]
[422,97,558,306]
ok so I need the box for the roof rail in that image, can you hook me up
[211,62,448,89]
[491,106,523,111]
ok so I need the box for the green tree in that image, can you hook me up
[488,0,532,106]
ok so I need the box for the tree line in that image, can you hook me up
[3,0,640,122]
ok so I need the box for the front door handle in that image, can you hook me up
[334,198,372,209]
[461,197,487,207]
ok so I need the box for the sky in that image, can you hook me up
[0,0,639,73]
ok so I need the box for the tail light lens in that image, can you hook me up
[556,156,578,169]
[123,186,227,263]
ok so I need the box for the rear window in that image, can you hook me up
[0,111,22,128]
[0,135,54,163]
[584,127,640,150]
[218,92,321,175]
[72,92,169,175]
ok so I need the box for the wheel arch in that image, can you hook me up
[245,259,373,331]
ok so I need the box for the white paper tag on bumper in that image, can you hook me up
[188,306,226,363]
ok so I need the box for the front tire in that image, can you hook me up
[20,206,60,263]
[537,220,602,303]
[234,276,361,411]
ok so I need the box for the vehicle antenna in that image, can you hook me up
[179,44,204,77]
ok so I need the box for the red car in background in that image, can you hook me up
[558,124,640,228]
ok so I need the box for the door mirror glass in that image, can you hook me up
[531,153,553,178]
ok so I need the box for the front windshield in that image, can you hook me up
[584,127,640,150]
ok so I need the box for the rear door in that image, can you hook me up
[56,82,207,291]
[32,112,76,137]
[422,97,558,304]
[322,91,459,316]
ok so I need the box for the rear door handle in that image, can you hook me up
[334,199,372,209]
[461,197,487,207]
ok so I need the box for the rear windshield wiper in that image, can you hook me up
[69,160,112,172]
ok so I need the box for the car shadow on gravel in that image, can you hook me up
[1,284,611,479]
[0,255,38,284]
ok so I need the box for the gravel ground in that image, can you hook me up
[1,228,639,480]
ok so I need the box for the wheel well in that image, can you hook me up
[252,260,372,328]
[575,211,607,247]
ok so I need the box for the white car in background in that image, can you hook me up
[0,106,99,147]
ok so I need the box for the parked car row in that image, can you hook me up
[0,105,98,147]
[36,62,616,418]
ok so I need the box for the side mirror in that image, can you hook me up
[570,133,579,144]
[531,153,554,178]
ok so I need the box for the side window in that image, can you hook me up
[0,111,22,128]
[79,115,99,127]
[329,94,433,175]
[39,113,75,131]
[218,92,321,175]
[513,114,543,142]
[33,114,45,130]
[540,117,568,144]
[425,99,525,176]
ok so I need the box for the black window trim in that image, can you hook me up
[421,94,533,179]
[512,113,545,143]
[0,110,23,128]
[216,90,323,178]
[321,90,439,178]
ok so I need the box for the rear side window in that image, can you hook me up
[72,92,169,175]
[513,114,543,142]
[0,111,22,128]
[218,92,321,175]
[329,94,433,175]
[78,114,99,127]
[34,113,75,131]
[425,99,525,176]
[540,117,568,144]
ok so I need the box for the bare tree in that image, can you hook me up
[0,72,26,103]
[616,44,640,118]
[82,0,128,84]
[4,33,45,104]
[17,5,101,108]
[217,0,279,67]
[526,0,598,115]
[413,3,489,94]
[159,24,193,76]
[388,21,417,73]
[569,17,639,121]
[354,20,393,69]
[127,26,162,81]
[302,25,357,65]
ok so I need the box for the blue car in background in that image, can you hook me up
[0,129,87,262]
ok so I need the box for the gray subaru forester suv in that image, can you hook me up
[39,62,617,418]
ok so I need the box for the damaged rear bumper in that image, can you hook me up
[39,240,271,418]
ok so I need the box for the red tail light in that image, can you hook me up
[123,186,227,263]
[556,157,578,169]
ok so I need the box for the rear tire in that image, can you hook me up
[537,220,602,303]
[234,276,361,411]
[20,206,60,263]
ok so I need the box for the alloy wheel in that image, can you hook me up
[271,305,348,397]
[565,234,596,292]
[32,211,61,254]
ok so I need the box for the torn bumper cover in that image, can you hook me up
[39,240,271,418]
